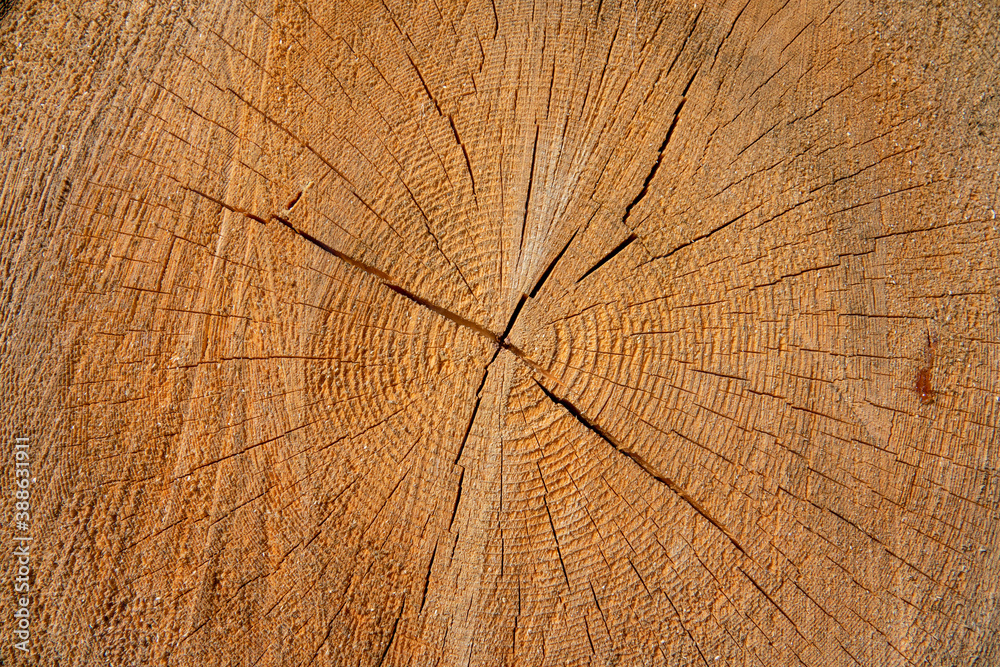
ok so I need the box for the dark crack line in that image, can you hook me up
[272,201,554,384]
[406,52,443,114]
[397,178,479,303]
[543,497,572,590]
[448,468,465,531]
[576,233,637,283]
[404,51,478,202]
[272,214,391,280]
[386,283,498,342]
[712,0,752,68]
[450,325,503,535]
[362,469,411,536]
[533,379,745,555]
[454,394,483,466]
[520,125,541,257]
[665,593,711,667]
[626,556,652,598]
[419,544,437,613]
[682,66,699,97]
[621,96,687,228]
[452,316,510,467]
[182,185,270,225]
[584,617,596,654]
[643,202,762,264]
[589,581,611,636]
[501,294,528,343]
[374,597,405,667]
[448,115,478,198]
[529,228,578,298]
[274,214,497,343]
[739,567,810,643]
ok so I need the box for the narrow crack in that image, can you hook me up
[455,394,483,466]
[448,468,465,531]
[543,496,572,589]
[272,213,500,346]
[188,184,558,390]
[406,52,444,115]
[520,125,540,256]
[419,544,437,613]
[643,202,762,264]
[374,597,405,667]
[533,379,745,556]
[576,233,636,283]
[448,115,478,198]
[622,97,686,228]
[501,294,528,342]
[385,284,498,344]
[529,228,578,298]
[272,214,392,281]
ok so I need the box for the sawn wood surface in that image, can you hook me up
[1,0,999,664]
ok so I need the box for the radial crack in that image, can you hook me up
[576,233,637,283]
[448,468,465,531]
[543,497,572,589]
[406,52,444,115]
[622,97,686,228]
[272,215,391,280]
[533,380,745,555]
[665,593,711,667]
[501,294,528,343]
[455,394,483,466]
[271,196,556,383]
[448,115,478,198]
[272,213,499,345]
[520,125,540,256]
[385,284,499,344]
[529,228,578,297]
[419,544,437,613]
[374,598,405,667]
[645,203,762,263]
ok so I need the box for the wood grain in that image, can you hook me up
[2,0,999,664]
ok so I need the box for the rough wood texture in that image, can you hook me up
[2,0,999,664]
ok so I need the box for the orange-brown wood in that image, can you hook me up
[2,0,999,664]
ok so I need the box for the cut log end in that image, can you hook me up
[2,0,1000,665]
